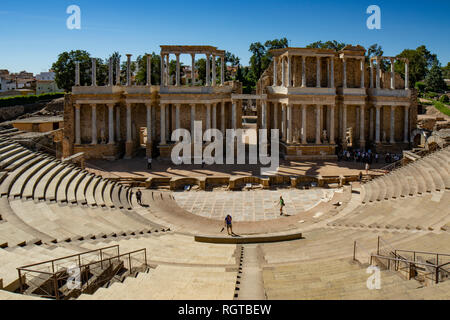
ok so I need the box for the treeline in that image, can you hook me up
[0,92,65,108]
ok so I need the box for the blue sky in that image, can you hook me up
[1,0,449,74]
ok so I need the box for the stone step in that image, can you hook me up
[9,157,53,198]
[67,171,88,204]
[34,162,66,201]
[45,166,75,202]
[56,168,82,203]
[22,161,58,200]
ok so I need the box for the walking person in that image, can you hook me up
[147,157,152,170]
[365,162,370,175]
[279,196,285,216]
[224,214,234,236]
[136,189,143,206]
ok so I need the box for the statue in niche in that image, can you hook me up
[322,129,328,143]
[382,131,387,143]
[100,128,106,144]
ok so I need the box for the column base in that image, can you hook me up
[124,141,134,159]
[146,142,153,158]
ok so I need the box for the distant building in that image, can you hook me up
[36,71,62,95]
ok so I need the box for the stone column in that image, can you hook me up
[360,106,365,148]
[108,104,114,144]
[116,107,121,141]
[360,58,365,88]
[108,58,113,86]
[147,54,152,86]
[281,57,286,87]
[161,52,165,86]
[165,54,170,86]
[91,58,97,87]
[146,103,152,142]
[116,57,121,85]
[190,104,196,134]
[315,105,321,144]
[288,56,292,87]
[301,56,306,88]
[329,105,335,144]
[375,106,381,143]
[287,104,293,143]
[282,104,287,141]
[369,107,374,141]
[342,104,347,142]
[232,100,237,129]
[342,58,347,89]
[175,104,181,130]
[273,102,278,129]
[390,58,395,89]
[212,55,216,87]
[212,103,217,129]
[205,54,211,86]
[405,62,409,90]
[330,57,334,88]
[91,104,97,144]
[191,54,196,86]
[126,54,132,86]
[261,101,267,129]
[316,57,321,88]
[160,104,166,144]
[370,59,374,88]
[126,103,132,143]
[75,61,80,86]
[206,104,211,132]
[221,101,225,133]
[404,105,409,143]
[390,106,395,143]
[327,58,330,88]
[175,53,180,86]
[221,56,225,86]
[75,104,81,144]
[376,58,381,89]
[301,105,307,144]
[273,57,278,86]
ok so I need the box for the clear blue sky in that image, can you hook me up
[1,0,449,74]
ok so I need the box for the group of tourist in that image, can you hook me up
[337,149,402,164]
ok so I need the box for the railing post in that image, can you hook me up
[54,274,59,300]
[435,267,439,284]
[144,249,148,268]
[100,250,103,269]
[353,241,356,261]
[436,254,439,266]
[377,236,380,255]
[18,269,23,294]
[129,253,132,275]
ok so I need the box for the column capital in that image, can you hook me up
[107,103,115,109]
[91,103,97,108]
[126,103,132,108]
[145,103,152,109]
[74,104,81,109]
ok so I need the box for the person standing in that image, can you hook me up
[136,189,143,206]
[224,215,234,236]
[279,196,285,216]
[147,157,152,170]
[365,162,370,175]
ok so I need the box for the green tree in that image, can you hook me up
[52,50,91,91]
[425,62,447,93]
[196,58,206,85]
[442,62,450,79]
[135,53,162,85]
[396,45,439,88]
[306,40,347,51]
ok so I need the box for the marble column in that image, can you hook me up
[315,105,321,144]
[126,54,132,86]
[288,56,292,87]
[287,104,293,143]
[91,58,97,87]
[330,57,334,88]
[273,57,278,86]
[191,54,195,86]
[390,58,395,89]
[160,104,166,144]
[161,53,165,86]
[301,105,307,144]
[175,104,181,130]
[175,54,180,86]
[165,54,170,86]
[329,105,335,144]
[301,56,306,88]
[281,57,286,87]
[108,58,113,86]
[116,107,121,141]
[404,106,409,143]
[212,103,217,129]
[390,106,395,143]
[75,104,81,144]
[273,102,278,129]
[205,54,211,86]
[126,103,132,143]
[147,54,152,86]
[369,108,374,142]
[75,61,80,86]
[190,104,196,134]
[316,57,321,88]
[405,62,409,90]
[146,103,152,143]
[108,104,114,144]
[370,60,374,88]
[342,104,347,142]
[375,106,381,143]
[221,56,225,86]
[91,104,97,144]
[220,101,225,133]
[376,58,381,89]
[232,101,237,129]
[360,59,365,88]
[206,104,211,132]
[261,101,267,129]
[360,106,365,148]
[212,55,216,87]
[342,58,347,89]
[282,104,287,141]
